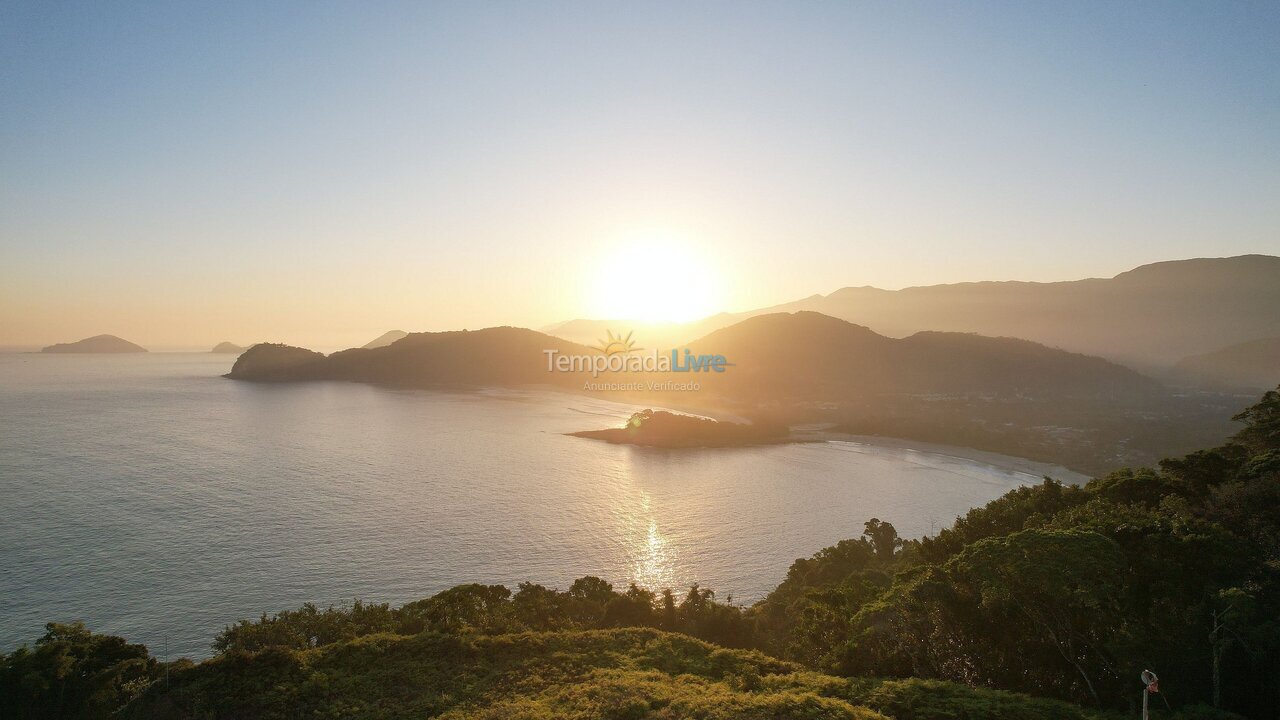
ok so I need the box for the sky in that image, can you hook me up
[2,1,1278,349]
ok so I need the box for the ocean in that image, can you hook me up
[0,352,1083,658]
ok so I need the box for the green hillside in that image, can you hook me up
[131,628,1110,720]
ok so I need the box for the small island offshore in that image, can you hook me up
[210,342,246,354]
[40,334,146,353]
[571,409,789,448]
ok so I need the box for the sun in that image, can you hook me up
[586,230,724,323]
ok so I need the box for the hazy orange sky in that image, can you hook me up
[3,3,1278,350]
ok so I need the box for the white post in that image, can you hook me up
[1142,686,1149,720]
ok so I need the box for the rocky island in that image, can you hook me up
[41,334,146,353]
[570,409,789,448]
[227,343,326,379]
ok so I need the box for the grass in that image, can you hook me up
[126,628,1111,720]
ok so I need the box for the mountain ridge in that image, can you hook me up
[362,329,409,349]
[545,255,1280,370]
[230,312,1157,401]
[1174,336,1280,391]
[222,311,1215,473]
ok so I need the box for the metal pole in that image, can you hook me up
[1142,687,1148,720]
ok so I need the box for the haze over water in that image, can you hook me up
[0,353,1082,658]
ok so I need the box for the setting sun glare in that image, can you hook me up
[585,230,724,324]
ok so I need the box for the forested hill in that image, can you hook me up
[687,311,1160,402]
[4,387,1277,719]
[228,313,1159,402]
[226,327,595,387]
[750,385,1280,717]
[1175,336,1280,391]
[682,312,1223,473]
[224,313,1214,473]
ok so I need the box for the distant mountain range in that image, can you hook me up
[229,313,1154,401]
[362,330,409,349]
[211,342,247,354]
[545,255,1280,371]
[225,256,1278,471]
[226,311,1233,472]
[41,334,146,353]
[1174,336,1280,391]
[684,311,1158,403]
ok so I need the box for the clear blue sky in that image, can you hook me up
[2,1,1277,348]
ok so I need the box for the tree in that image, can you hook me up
[953,530,1126,706]
[512,582,573,631]
[399,584,516,634]
[603,584,656,627]
[568,576,615,605]
[851,530,1128,706]
[0,622,158,720]
[1231,387,1280,453]
[918,478,1089,562]
[863,518,902,561]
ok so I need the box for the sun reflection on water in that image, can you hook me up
[631,493,676,590]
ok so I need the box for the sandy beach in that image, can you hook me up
[790,424,1093,485]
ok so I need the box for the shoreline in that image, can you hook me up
[210,376,1096,484]
[531,386,1093,484]
[790,425,1092,485]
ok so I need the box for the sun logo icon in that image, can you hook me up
[592,329,642,356]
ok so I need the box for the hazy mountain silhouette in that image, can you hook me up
[680,312,1231,472]
[226,313,1234,472]
[230,329,591,387]
[1174,336,1280,391]
[231,313,1153,400]
[211,342,247,354]
[684,311,1160,403]
[545,255,1280,370]
[541,316,735,356]
[362,330,409,349]
[41,334,146,353]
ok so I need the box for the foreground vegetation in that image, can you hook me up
[758,387,1280,718]
[3,388,1277,719]
[9,625,1128,720]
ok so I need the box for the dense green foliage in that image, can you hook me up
[127,628,1120,720]
[0,622,158,719]
[213,577,753,653]
[4,387,1277,719]
[756,388,1280,718]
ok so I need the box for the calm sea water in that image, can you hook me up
[0,353,1082,658]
